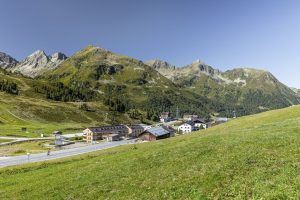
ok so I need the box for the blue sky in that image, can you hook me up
[1,0,300,87]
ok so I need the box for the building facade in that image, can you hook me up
[128,125,145,137]
[183,114,198,121]
[193,119,207,129]
[139,126,175,141]
[83,124,151,143]
[160,112,171,123]
[83,125,129,143]
[178,121,196,133]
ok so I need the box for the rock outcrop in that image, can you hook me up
[0,52,18,69]
[11,50,67,77]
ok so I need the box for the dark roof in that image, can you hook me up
[129,125,144,129]
[186,121,195,126]
[161,126,176,133]
[88,125,128,132]
[193,118,206,123]
[144,126,170,137]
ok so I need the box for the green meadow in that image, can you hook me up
[0,139,12,144]
[1,105,300,199]
[0,140,52,156]
[0,91,133,137]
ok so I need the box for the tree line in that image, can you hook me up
[0,80,19,95]
[33,81,96,102]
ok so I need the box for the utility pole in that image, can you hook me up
[233,110,236,118]
[176,106,179,119]
[105,112,108,122]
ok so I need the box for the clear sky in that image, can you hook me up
[1,0,300,87]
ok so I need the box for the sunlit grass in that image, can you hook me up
[0,140,52,156]
[1,105,300,199]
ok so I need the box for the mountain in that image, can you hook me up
[144,60,176,79]
[145,59,224,82]
[0,52,18,69]
[41,45,215,119]
[0,46,298,124]
[0,47,215,135]
[11,50,67,78]
[146,59,300,115]
[0,47,215,138]
[290,87,300,96]
[0,66,138,137]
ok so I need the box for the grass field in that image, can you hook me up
[0,91,136,137]
[1,105,300,199]
[0,71,137,137]
[0,139,12,144]
[0,140,52,156]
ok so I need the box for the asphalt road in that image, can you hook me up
[0,139,135,168]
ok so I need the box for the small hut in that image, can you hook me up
[53,131,63,146]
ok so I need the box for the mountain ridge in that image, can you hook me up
[0,46,298,119]
[0,52,19,69]
[145,58,300,114]
[9,50,67,78]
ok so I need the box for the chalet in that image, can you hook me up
[193,118,207,129]
[183,114,198,121]
[128,125,145,137]
[139,126,175,141]
[102,133,120,142]
[83,125,129,143]
[178,121,196,133]
[160,112,171,123]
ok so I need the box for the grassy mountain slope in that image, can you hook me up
[0,70,135,137]
[146,60,300,116]
[0,47,222,137]
[0,47,217,137]
[43,46,216,119]
[2,105,300,199]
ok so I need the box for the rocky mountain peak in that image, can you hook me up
[145,60,176,70]
[29,50,47,57]
[182,60,220,77]
[191,59,204,65]
[23,50,49,68]
[11,50,67,77]
[83,45,110,54]
[50,52,67,62]
[0,52,18,69]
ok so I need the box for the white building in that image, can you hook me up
[193,119,207,129]
[160,112,171,123]
[178,122,195,134]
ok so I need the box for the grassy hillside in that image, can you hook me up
[0,68,141,137]
[146,60,300,117]
[1,57,156,133]
[0,91,136,137]
[0,48,216,137]
[184,68,299,115]
[43,46,216,119]
[2,105,300,199]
